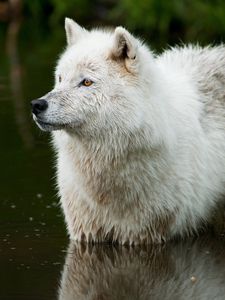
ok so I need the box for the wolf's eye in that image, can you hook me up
[81,79,93,87]
[58,75,62,83]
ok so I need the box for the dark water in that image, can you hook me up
[0,20,225,300]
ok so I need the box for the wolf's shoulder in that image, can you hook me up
[156,45,225,115]
[156,44,225,73]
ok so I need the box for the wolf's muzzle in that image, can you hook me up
[31,99,48,115]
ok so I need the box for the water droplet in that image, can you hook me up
[52,262,61,265]
[190,276,197,283]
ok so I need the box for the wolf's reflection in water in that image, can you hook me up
[59,235,225,300]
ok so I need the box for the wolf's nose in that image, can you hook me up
[31,99,48,115]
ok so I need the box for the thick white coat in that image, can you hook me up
[34,19,225,244]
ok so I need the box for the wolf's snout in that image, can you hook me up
[31,99,48,115]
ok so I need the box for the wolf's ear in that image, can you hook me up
[111,27,139,68]
[65,18,87,46]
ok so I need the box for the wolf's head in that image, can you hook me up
[31,19,158,140]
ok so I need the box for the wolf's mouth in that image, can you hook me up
[33,115,83,132]
[37,120,58,127]
[33,116,65,132]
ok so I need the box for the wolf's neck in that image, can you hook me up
[54,129,174,209]
[66,129,172,182]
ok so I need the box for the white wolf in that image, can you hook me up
[31,18,225,244]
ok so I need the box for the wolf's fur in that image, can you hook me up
[33,18,225,244]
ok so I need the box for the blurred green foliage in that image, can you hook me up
[111,0,225,44]
[20,0,225,47]
[0,0,225,49]
[23,0,93,23]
